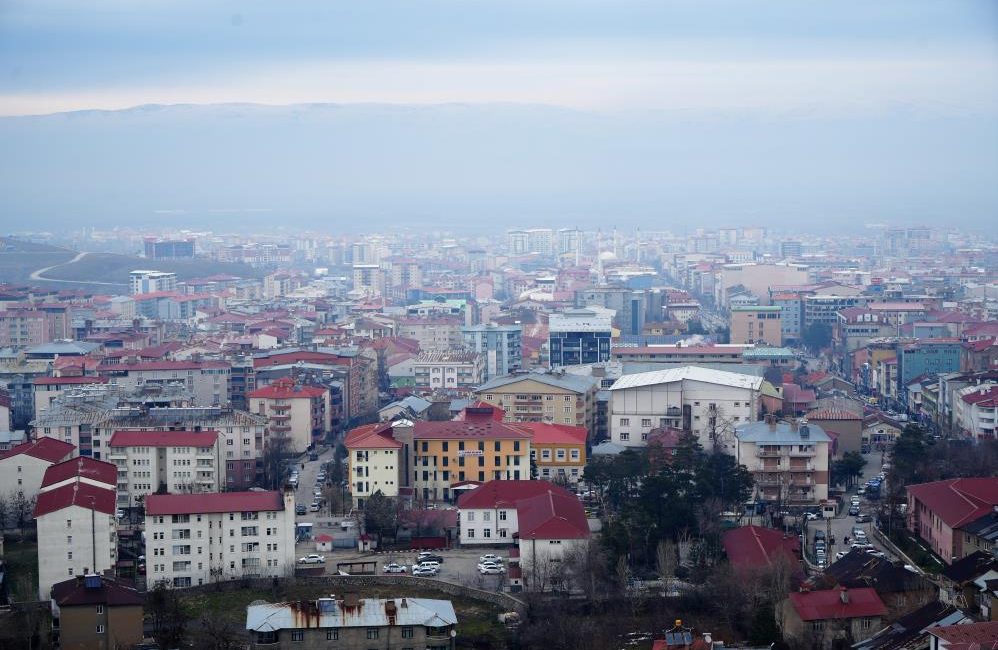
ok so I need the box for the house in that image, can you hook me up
[783,383,817,415]
[248,377,330,453]
[959,511,998,560]
[938,551,998,610]
[906,478,998,563]
[457,479,589,590]
[519,421,587,484]
[926,621,998,649]
[852,600,970,650]
[144,489,296,588]
[51,574,144,650]
[863,413,904,451]
[780,586,887,648]
[245,596,458,649]
[721,525,800,574]
[608,366,762,452]
[0,437,75,502]
[735,416,831,507]
[818,549,937,621]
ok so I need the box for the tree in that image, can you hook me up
[192,610,243,650]
[748,602,782,646]
[260,434,294,490]
[362,490,398,547]
[0,492,9,531]
[655,539,678,584]
[148,582,187,649]
[10,491,33,539]
[802,323,832,352]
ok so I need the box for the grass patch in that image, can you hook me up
[4,537,39,601]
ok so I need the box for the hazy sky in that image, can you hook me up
[2,0,997,117]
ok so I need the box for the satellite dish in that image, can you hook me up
[451,630,457,637]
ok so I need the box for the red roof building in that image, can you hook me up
[907,478,998,563]
[722,525,801,572]
[927,621,998,649]
[34,481,117,517]
[457,479,588,545]
[344,423,401,449]
[108,429,219,448]
[0,437,75,464]
[783,587,887,645]
[145,490,286,516]
[41,456,117,491]
[413,420,532,441]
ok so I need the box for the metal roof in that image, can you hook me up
[609,366,763,391]
[735,420,831,444]
[246,597,457,632]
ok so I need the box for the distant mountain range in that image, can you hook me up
[1,102,995,233]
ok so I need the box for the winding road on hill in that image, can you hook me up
[28,250,126,287]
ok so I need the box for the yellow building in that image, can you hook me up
[520,422,587,484]
[473,372,598,435]
[412,415,531,503]
[729,305,783,346]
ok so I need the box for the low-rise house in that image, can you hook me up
[780,586,887,648]
[938,551,998,611]
[246,596,458,649]
[818,549,937,621]
[722,525,801,575]
[51,574,144,650]
[852,600,969,650]
[144,489,296,588]
[927,621,998,649]
[906,477,998,564]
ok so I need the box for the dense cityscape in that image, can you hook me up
[0,223,993,649]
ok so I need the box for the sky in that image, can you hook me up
[1,0,997,117]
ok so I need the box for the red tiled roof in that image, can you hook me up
[34,481,116,517]
[458,480,573,510]
[108,430,219,448]
[783,383,816,404]
[722,525,800,570]
[455,402,507,422]
[33,376,108,386]
[248,377,326,399]
[97,360,203,372]
[51,575,144,607]
[907,478,998,529]
[0,437,75,464]
[145,490,285,515]
[414,420,531,441]
[788,587,886,622]
[512,422,587,445]
[806,409,862,421]
[927,621,998,648]
[516,488,589,540]
[41,456,117,489]
[961,385,998,407]
[344,423,401,449]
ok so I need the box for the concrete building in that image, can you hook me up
[806,408,863,457]
[51,574,145,650]
[352,263,384,297]
[411,352,484,394]
[144,489,296,587]
[462,323,522,380]
[249,377,330,453]
[608,366,762,452]
[246,596,458,650]
[344,422,403,508]
[954,384,998,439]
[34,476,117,600]
[473,371,599,434]
[0,437,75,502]
[714,263,809,308]
[96,359,230,407]
[907,478,998,564]
[548,308,613,367]
[771,293,804,342]
[129,270,177,295]
[735,416,831,506]
[107,429,224,510]
[780,587,886,649]
[523,422,587,484]
[730,305,783,346]
[396,317,464,352]
[32,376,109,421]
[611,344,750,365]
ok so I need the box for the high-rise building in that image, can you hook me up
[129,270,177,295]
[548,307,613,367]
[462,323,522,379]
[144,238,195,259]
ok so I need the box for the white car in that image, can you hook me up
[479,564,504,575]
[412,561,440,572]
[298,554,325,564]
[412,566,438,577]
[805,512,819,521]
[479,554,503,564]
[382,563,407,574]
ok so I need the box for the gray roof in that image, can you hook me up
[475,370,596,394]
[609,366,763,392]
[380,395,432,415]
[27,341,101,356]
[246,598,457,632]
[735,420,831,444]
[591,441,628,456]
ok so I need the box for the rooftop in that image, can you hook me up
[34,481,116,517]
[146,490,285,516]
[609,366,763,391]
[788,587,887,622]
[246,597,457,632]
[0,437,75,464]
[41,456,117,489]
[109,429,219,448]
[906,477,998,529]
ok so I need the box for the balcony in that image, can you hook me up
[756,449,782,458]
[269,413,291,422]
[789,477,814,487]
[788,450,815,458]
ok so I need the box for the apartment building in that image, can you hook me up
[462,323,522,380]
[523,422,587,484]
[129,270,177,295]
[0,308,70,348]
[51,574,145,650]
[248,377,329,452]
[473,371,598,434]
[411,352,484,394]
[548,307,613,367]
[34,473,117,600]
[411,419,531,503]
[735,416,831,507]
[0,437,74,501]
[954,384,998,439]
[344,422,403,508]
[246,597,458,650]
[96,359,231,407]
[608,366,762,451]
[396,317,464,352]
[107,430,224,510]
[730,305,783,346]
[32,376,109,421]
[906,478,998,564]
[144,489,296,588]
[610,344,750,364]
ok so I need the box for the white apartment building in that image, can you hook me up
[144,489,296,588]
[954,384,998,440]
[34,480,117,600]
[107,430,224,510]
[344,422,403,508]
[735,417,831,506]
[0,437,74,502]
[129,270,177,295]
[411,352,484,393]
[608,366,762,451]
[96,360,230,407]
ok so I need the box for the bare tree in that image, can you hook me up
[10,490,33,539]
[192,610,243,650]
[655,539,678,584]
[0,492,9,531]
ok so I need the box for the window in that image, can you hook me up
[96,604,104,614]
[466,529,475,538]
[366,628,379,640]
[96,624,105,634]
[499,510,507,521]
[291,630,304,642]
[326,630,339,640]
[641,418,652,427]
[483,528,491,538]
[467,511,475,522]
[619,418,630,426]
[402,627,414,638]
[620,432,630,441]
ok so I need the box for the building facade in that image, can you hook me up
[730,305,783,346]
[735,417,831,506]
[248,377,329,452]
[462,323,523,380]
[548,308,613,367]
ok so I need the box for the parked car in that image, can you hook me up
[412,566,438,577]
[479,554,503,564]
[835,551,848,560]
[814,530,826,541]
[412,560,441,572]
[855,513,872,523]
[382,563,407,574]
[295,504,307,515]
[298,554,325,564]
[309,503,320,512]
[479,565,504,575]
[805,512,819,521]
[417,552,444,563]
[848,506,860,516]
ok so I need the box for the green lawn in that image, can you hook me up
[4,537,39,601]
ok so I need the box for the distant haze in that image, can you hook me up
[0,102,995,233]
